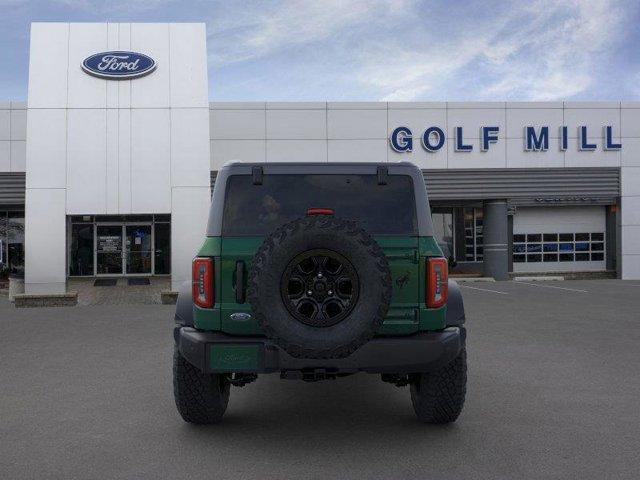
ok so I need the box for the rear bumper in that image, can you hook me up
[175,326,465,375]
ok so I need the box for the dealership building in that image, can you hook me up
[1,22,640,296]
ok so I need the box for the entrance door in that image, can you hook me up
[125,225,152,275]
[96,225,124,275]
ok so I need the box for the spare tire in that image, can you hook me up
[247,215,392,359]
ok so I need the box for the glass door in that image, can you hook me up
[125,225,152,275]
[96,225,123,275]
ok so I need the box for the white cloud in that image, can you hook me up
[208,0,412,66]
[358,0,627,101]
[207,0,630,101]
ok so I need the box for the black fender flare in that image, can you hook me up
[174,281,194,327]
[445,279,465,326]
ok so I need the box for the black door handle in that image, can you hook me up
[235,261,246,303]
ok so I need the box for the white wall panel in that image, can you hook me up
[388,102,446,109]
[564,107,620,138]
[211,140,265,169]
[387,108,447,139]
[506,108,563,138]
[621,138,640,167]
[564,145,620,168]
[621,195,640,226]
[130,108,171,212]
[327,109,386,139]
[0,141,9,171]
[28,23,68,108]
[328,140,387,163]
[66,109,107,214]
[25,188,66,294]
[267,102,325,110]
[117,23,132,109]
[169,23,208,108]
[0,110,9,140]
[266,109,326,139]
[106,109,119,213]
[25,109,67,189]
[106,23,119,108]
[447,108,506,140]
[506,138,565,168]
[621,108,640,138]
[10,109,27,140]
[621,254,640,279]
[210,109,265,140]
[328,102,386,110]
[266,140,327,163]
[117,109,132,213]
[621,225,640,255]
[67,23,108,109]
[447,138,506,169]
[10,141,26,172]
[171,186,210,290]
[621,166,640,196]
[171,108,210,187]
[131,23,170,108]
[389,143,447,169]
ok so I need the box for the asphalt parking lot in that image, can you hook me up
[1,279,639,480]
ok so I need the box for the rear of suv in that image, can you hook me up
[173,162,467,424]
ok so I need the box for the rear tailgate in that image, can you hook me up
[218,235,424,336]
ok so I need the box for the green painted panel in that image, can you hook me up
[210,344,261,372]
[196,234,446,335]
[197,236,222,257]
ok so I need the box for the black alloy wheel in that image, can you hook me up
[280,249,359,327]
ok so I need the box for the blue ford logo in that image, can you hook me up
[82,51,156,80]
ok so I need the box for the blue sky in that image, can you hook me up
[1,0,639,101]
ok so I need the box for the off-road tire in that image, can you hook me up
[173,346,230,424]
[410,347,467,423]
[247,215,392,359]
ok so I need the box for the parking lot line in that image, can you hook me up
[514,281,588,293]
[459,285,509,295]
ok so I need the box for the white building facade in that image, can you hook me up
[1,22,639,294]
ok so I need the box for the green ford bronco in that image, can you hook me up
[173,162,467,424]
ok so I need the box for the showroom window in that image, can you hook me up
[0,211,25,276]
[463,208,483,262]
[431,209,454,262]
[68,215,171,276]
[513,233,605,263]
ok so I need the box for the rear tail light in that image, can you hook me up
[426,257,448,308]
[192,257,214,308]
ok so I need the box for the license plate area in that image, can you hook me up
[209,344,262,372]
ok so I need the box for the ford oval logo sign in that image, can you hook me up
[82,51,156,80]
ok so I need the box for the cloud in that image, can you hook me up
[361,0,628,101]
[207,0,634,101]
[207,0,413,66]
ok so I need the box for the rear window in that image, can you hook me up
[222,174,417,235]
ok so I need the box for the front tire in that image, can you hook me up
[173,346,230,424]
[410,347,467,424]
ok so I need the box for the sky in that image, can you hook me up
[1,0,639,102]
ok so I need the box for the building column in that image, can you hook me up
[483,200,509,280]
[24,188,67,294]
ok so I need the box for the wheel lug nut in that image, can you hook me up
[307,290,313,296]
[328,290,333,295]
[317,273,323,278]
